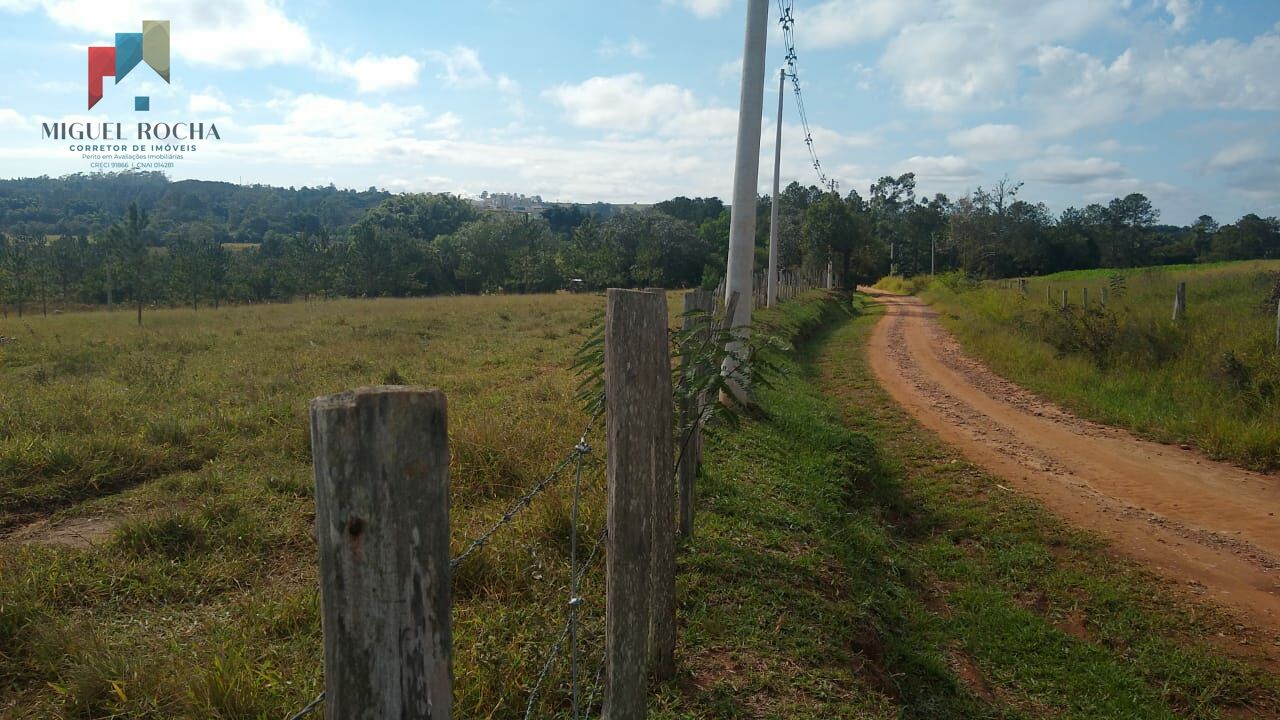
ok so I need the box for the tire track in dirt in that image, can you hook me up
[862,289,1280,638]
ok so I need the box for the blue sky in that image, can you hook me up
[0,0,1277,225]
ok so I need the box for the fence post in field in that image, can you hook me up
[310,386,452,720]
[637,287,677,678]
[679,290,714,539]
[1046,285,1052,304]
[1274,298,1279,350]
[1101,286,1108,306]
[604,289,673,717]
[1082,287,1089,307]
[1062,289,1068,309]
[1173,282,1187,321]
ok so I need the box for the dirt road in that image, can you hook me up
[863,290,1280,636]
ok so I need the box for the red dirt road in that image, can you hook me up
[863,290,1280,639]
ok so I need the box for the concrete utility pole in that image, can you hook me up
[767,68,785,308]
[723,0,769,399]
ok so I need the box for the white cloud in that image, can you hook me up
[1021,156,1126,184]
[203,93,746,202]
[1095,139,1154,153]
[798,0,929,48]
[880,0,1122,112]
[896,155,979,181]
[663,0,731,20]
[1164,0,1200,31]
[1032,30,1280,133]
[261,94,427,140]
[1206,140,1265,172]
[6,0,432,96]
[188,92,232,114]
[719,58,743,83]
[32,0,313,69]
[423,112,462,138]
[948,124,1039,160]
[546,74,701,134]
[598,36,651,59]
[335,54,422,94]
[0,108,25,129]
[496,75,519,94]
[428,45,491,88]
[427,46,516,94]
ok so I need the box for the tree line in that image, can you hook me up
[1,172,1277,319]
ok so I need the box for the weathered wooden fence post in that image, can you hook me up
[1101,286,1108,306]
[1082,287,1089,307]
[604,289,674,718]
[1062,289,1068,309]
[1046,285,1052,304]
[310,386,452,720]
[1274,298,1279,350]
[1173,281,1187,321]
[679,290,714,539]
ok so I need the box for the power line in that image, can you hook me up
[778,0,839,195]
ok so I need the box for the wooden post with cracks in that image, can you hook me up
[310,386,452,720]
[604,289,675,717]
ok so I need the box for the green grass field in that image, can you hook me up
[916,261,1280,469]
[1,290,1275,718]
[0,294,610,717]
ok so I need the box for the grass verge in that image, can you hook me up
[656,292,1278,718]
[917,261,1280,469]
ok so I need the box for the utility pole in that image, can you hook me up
[723,0,769,400]
[767,68,784,308]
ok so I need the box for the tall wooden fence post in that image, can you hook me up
[1082,287,1089,307]
[1173,281,1187,321]
[310,386,452,720]
[1274,298,1279,350]
[1062,289,1068,309]
[679,290,714,539]
[604,289,675,718]
[1101,286,1108,306]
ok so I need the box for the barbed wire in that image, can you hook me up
[524,525,607,719]
[286,398,606,720]
[778,0,839,195]
[450,396,605,569]
[285,690,323,720]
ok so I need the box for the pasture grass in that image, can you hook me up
[2,289,1275,718]
[0,294,610,718]
[917,260,1280,469]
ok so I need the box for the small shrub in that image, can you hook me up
[937,270,978,293]
[1211,350,1253,394]
[383,366,405,384]
[1035,305,1120,368]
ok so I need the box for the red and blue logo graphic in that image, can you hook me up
[88,20,170,111]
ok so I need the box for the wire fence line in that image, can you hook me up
[450,396,605,570]
[296,288,739,719]
[289,395,609,720]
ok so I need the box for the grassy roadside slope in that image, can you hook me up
[659,294,1277,718]
[917,261,1280,469]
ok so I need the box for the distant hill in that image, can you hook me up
[0,172,392,244]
